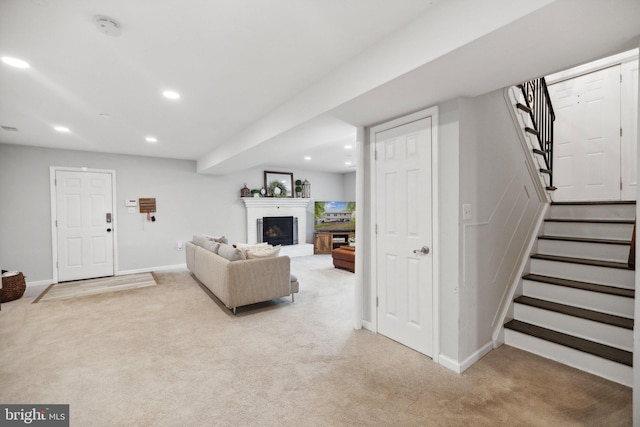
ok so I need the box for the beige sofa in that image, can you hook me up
[186,237,299,313]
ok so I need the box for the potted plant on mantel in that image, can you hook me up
[295,179,303,198]
[250,189,261,198]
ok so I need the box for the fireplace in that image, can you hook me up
[258,217,298,246]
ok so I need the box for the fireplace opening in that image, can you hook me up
[257,216,298,246]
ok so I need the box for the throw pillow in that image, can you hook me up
[246,245,281,259]
[193,234,210,247]
[234,242,270,256]
[203,240,220,254]
[217,243,247,261]
[204,234,227,244]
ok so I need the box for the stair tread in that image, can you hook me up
[516,102,532,114]
[531,253,633,270]
[545,218,635,224]
[538,235,631,245]
[504,320,632,366]
[523,273,635,298]
[551,201,636,206]
[514,296,633,329]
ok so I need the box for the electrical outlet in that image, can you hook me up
[463,204,472,221]
[176,241,184,251]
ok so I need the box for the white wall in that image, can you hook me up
[342,172,356,201]
[458,90,544,363]
[0,144,345,283]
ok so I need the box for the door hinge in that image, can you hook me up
[376,297,379,307]
[55,220,58,227]
[374,149,378,161]
[375,224,378,234]
[620,127,623,137]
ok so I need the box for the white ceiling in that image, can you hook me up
[1,0,640,174]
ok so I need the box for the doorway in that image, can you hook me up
[370,107,439,357]
[548,52,638,201]
[50,167,117,282]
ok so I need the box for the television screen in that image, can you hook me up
[314,201,356,231]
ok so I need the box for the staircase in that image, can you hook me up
[504,201,635,386]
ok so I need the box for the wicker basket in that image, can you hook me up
[1,272,26,303]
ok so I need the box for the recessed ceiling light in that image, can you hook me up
[145,136,158,143]
[1,57,30,69]
[53,126,70,133]
[345,161,352,166]
[344,145,352,150]
[162,90,180,100]
[304,156,311,161]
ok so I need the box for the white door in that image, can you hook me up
[549,65,622,201]
[56,170,114,282]
[375,116,433,357]
[621,59,638,200]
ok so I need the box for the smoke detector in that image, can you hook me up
[94,16,122,37]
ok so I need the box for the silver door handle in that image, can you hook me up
[413,246,430,255]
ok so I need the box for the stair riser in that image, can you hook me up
[523,280,635,318]
[537,239,630,263]
[543,222,634,240]
[504,330,632,387]
[513,304,632,351]
[530,259,634,289]
[549,204,636,221]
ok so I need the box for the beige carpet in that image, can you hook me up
[0,255,631,426]
[34,272,157,303]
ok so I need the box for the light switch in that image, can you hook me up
[463,204,472,221]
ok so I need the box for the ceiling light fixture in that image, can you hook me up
[1,56,30,69]
[53,126,70,133]
[162,90,180,100]
[304,156,311,160]
[344,145,352,150]
[145,136,158,143]
[345,161,352,166]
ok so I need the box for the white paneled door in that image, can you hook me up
[55,170,114,282]
[375,116,433,357]
[549,65,625,201]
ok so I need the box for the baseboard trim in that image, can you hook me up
[25,279,55,288]
[439,341,494,374]
[361,320,373,331]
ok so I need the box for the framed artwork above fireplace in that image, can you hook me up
[264,171,293,198]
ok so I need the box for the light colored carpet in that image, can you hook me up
[0,255,631,426]
[34,272,157,303]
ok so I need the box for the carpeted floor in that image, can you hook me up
[0,255,632,426]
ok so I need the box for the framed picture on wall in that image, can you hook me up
[264,171,293,198]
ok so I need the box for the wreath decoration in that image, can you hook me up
[267,180,288,197]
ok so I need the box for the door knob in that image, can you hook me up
[413,246,430,255]
[106,228,112,232]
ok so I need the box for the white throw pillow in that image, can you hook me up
[246,245,281,259]
[234,242,270,256]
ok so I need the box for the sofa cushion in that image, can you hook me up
[217,243,246,261]
[246,245,281,259]
[203,240,220,253]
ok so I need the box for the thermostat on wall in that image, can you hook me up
[125,199,138,207]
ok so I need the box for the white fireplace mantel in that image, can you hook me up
[241,197,312,245]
